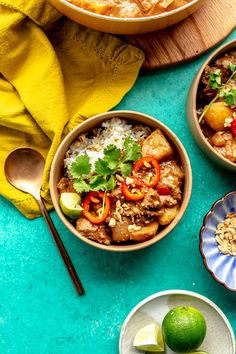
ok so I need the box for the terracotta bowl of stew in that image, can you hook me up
[48,0,205,35]
[50,110,192,252]
[187,39,236,171]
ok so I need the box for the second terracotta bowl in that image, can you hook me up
[50,110,192,252]
[186,39,236,171]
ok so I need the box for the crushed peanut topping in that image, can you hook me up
[215,213,236,256]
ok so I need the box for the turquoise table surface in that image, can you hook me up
[1,30,236,354]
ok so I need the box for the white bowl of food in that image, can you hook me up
[50,110,192,251]
[119,290,236,354]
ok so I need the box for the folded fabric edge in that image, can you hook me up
[12,195,53,219]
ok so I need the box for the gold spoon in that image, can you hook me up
[4,147,84,296]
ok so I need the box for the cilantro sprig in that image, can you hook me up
[223,89,236,106]
[199,64,236,123]
[69,137,141,193]
[209,69,221,89]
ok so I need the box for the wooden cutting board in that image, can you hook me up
[124,0,236,70]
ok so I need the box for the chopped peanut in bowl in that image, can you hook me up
[215,213,236,256]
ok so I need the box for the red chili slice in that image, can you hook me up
[121,177,146,201]
[157,186,171,195]
[230,119,236,137]
[83,191,110,224]
[133,157,160,188]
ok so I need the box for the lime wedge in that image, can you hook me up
[133,323,164,352]
[60,192,83,219]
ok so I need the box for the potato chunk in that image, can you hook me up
[142,128,173,162]
[111,218,132,242]
[204,102,233,131]
[158,205,179,225]
[130,222,159,242]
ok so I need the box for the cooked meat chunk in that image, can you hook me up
[141,188,160,209]
[158,161,184,200]
[57,177,75,193]
[214,138,236,163]
[76,217,111,245]
[159,195,178,207]
[109,187,124,200]
[211,132,227,146]
[111,189,163,225]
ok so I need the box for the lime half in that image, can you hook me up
[60,192,83,219]
[133,323,164,352]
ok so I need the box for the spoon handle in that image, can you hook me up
[37,197,85,296]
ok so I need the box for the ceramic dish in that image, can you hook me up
[187,39,236,171]
[119,289,236,354]
[50,110,192,252]
[48,0,205,35]
[200,191,236,292]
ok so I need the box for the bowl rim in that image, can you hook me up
[188,39,236,170]
[119,289,236,353]
[199,190,236,292]
[50,110,192,252]
[58,0,202,22]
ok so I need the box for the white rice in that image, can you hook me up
[64,117,150,172]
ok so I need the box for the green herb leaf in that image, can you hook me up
[95,159,113,176]
[103,144,121,170]
[223,89,236,106]
[89,176,106,191]
[228,63,236,72]
[69,155,91,178]
[120,162,133,178]
[209,69,222,90]
[73,178,90,193]
[123,137,141,163]
[106,175,116,191]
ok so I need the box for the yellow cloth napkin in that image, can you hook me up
[0,0,144,219]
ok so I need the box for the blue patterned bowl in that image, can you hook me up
[200,191,236,292]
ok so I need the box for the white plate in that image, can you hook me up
[119,290,235,354]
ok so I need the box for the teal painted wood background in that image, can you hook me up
[1,30,236,354]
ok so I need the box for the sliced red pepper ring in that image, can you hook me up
[157,186,171,195]
[121,176,146,201]
[133,156,160,188]
[82,191,110,224]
